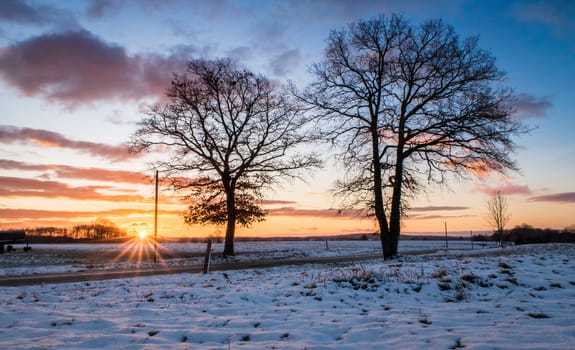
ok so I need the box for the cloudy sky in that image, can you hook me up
[1,0,573,237]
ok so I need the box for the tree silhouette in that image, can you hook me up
[132,58,320,256]
[487,190,510,247]
[296,14,528,259]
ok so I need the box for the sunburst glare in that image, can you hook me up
[113,234,166,266]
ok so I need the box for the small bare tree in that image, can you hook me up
[487,190,510,247]
[131,58,320,256]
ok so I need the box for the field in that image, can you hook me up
[0,240,574,349]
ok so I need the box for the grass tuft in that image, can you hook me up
[431,268,448,279]
[438,282,451,291]
[449,338,466,349]
[419,318,432,325]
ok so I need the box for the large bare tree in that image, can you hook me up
[132,58,320,256]
[296,14,528,259]
[487,190,511,247]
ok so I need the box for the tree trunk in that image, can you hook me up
[388,173,402,257]
[371,125,392,259]
[223,185,236,257]
[388,144,405,258]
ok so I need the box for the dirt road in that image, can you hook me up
[0,253,386,287]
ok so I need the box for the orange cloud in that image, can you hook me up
[0,176,146,201]
[0,208,182,219]
[267,206,368,219]
[0,126,136,162]
[260,199,298,206]
[0,159,151,184]
[410,206,470,212]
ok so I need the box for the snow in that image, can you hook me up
[1,241,574,349]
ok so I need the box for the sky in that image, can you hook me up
[0,0,574,238]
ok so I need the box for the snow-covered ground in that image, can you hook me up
[0,241,573,349]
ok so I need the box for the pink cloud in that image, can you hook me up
[0,29,190,104]
[0,125,134,161]
[410,206,469,212]
[512,93,552,119]
[268,48,301,77]
[267,206,368,219]
[260,199,298,206]
[0,176,145,202]
[266,205,469,219]
[529,192,575,203]
[475,182,532,196]
[0,159,151,184]
[53,166,151,184]
[408,213,474,220]
[0,207,181,219]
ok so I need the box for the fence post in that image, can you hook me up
[203,239,212,274]
[444,221,448,249]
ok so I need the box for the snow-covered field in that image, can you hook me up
[0,239,493,276]
[0,241,574,349]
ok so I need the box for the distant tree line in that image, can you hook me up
[474,224,575,245]
[3,218,128,241]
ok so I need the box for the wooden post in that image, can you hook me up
[154,170,158,264]
[444,221,448,249]
[470,230,474,250]
[325,240,329,251]
[203,239,212,274]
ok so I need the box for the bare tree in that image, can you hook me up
[131,58,320,256]
[295,14,528,259]
[487,190,510,247]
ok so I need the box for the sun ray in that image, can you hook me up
[112,235,168,266]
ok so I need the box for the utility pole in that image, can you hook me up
[154,170,158,264]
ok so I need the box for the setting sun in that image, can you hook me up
[138,231,148,239]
